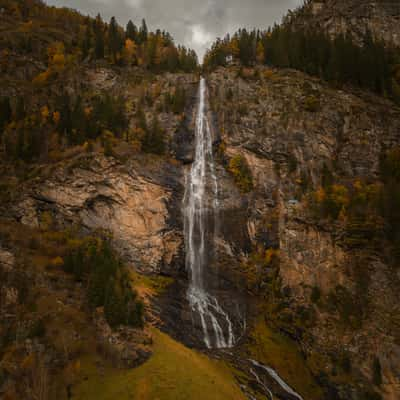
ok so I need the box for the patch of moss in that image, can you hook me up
[129,271,173,296]
[72,328,246,400]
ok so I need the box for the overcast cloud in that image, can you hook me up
[45,0,302,60]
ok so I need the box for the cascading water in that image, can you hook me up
[183,77,234,349]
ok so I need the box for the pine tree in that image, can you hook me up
[0,97,12,136]
[108,16,122,63]
[94,14,105,59]
[142,116,165,155]
[126,20,137,42]
[82,23,92,60]
[139,18,148,44]
[15,97,25,121]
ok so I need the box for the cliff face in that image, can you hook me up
[207,65,400,400]
[295,0,400,46]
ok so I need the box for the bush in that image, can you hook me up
[63,238,144,329]
[164,86,186,114]
[372,357,382,386]
[228,154,253,193]
[142,117,165,155]
[310,286,321,303]
[303,95,320,112]
[327,285,363,328]
[226,88,234,101]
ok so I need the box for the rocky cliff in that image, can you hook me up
[207,65,400,400]
[294,0,400,46]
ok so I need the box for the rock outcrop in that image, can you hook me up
[12,154,184,274]
[293,0,400,46]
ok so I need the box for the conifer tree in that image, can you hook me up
[126,20,138,42]
[94,13,105,59]
[108,16,122,63]
[0,97,12,136]
[139,18,148,44]
[82,23,92,60]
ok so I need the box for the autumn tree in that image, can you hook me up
[256,41,265,64]
[123,38,137,65]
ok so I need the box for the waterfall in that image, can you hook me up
[183,77,234,349]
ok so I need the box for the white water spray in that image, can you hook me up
[183,77,234,349]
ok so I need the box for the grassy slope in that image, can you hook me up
[248,318,324,400]
[72,328,246,400]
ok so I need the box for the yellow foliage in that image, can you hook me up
[47,41,66,72]
[53,111,60,124]
[84,106,92,117]
[47,41,65,60]
[33,69,52,85]
[41,105,50,122]
[256,42,265,64]
[264,248,279,266]
[263,69,276,80]
[40,211,53,230]
[50,256,64,268]
[353,179,363,191]
[228,154,253,193]
[20,20,33,32]
[52,53,65,71]
[21,353,35,370]
[314,187,326,203]
[229,38,240,58]
[330,184,349,207]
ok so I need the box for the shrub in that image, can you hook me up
[228,154,253,193]
[310,286,321,303]
[33,69,52,85]
[372,357,382,386]
[327,285,363,328]
[142,117,165,155]
[164,85,186,114]
[226,88,234,101]
[237,103,249,116]
[303,95,320,112]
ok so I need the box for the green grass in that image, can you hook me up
[72,328,246,400]
[248,318,324,400]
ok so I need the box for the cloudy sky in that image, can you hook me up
[45,0,302,60]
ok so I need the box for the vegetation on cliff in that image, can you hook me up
[204,22,400,104]
[0,0,198,165]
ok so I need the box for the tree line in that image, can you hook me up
[204,25,400,103]
[82,15,198,72]
[1,0,198,73]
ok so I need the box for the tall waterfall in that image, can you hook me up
[183,77,234,349]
